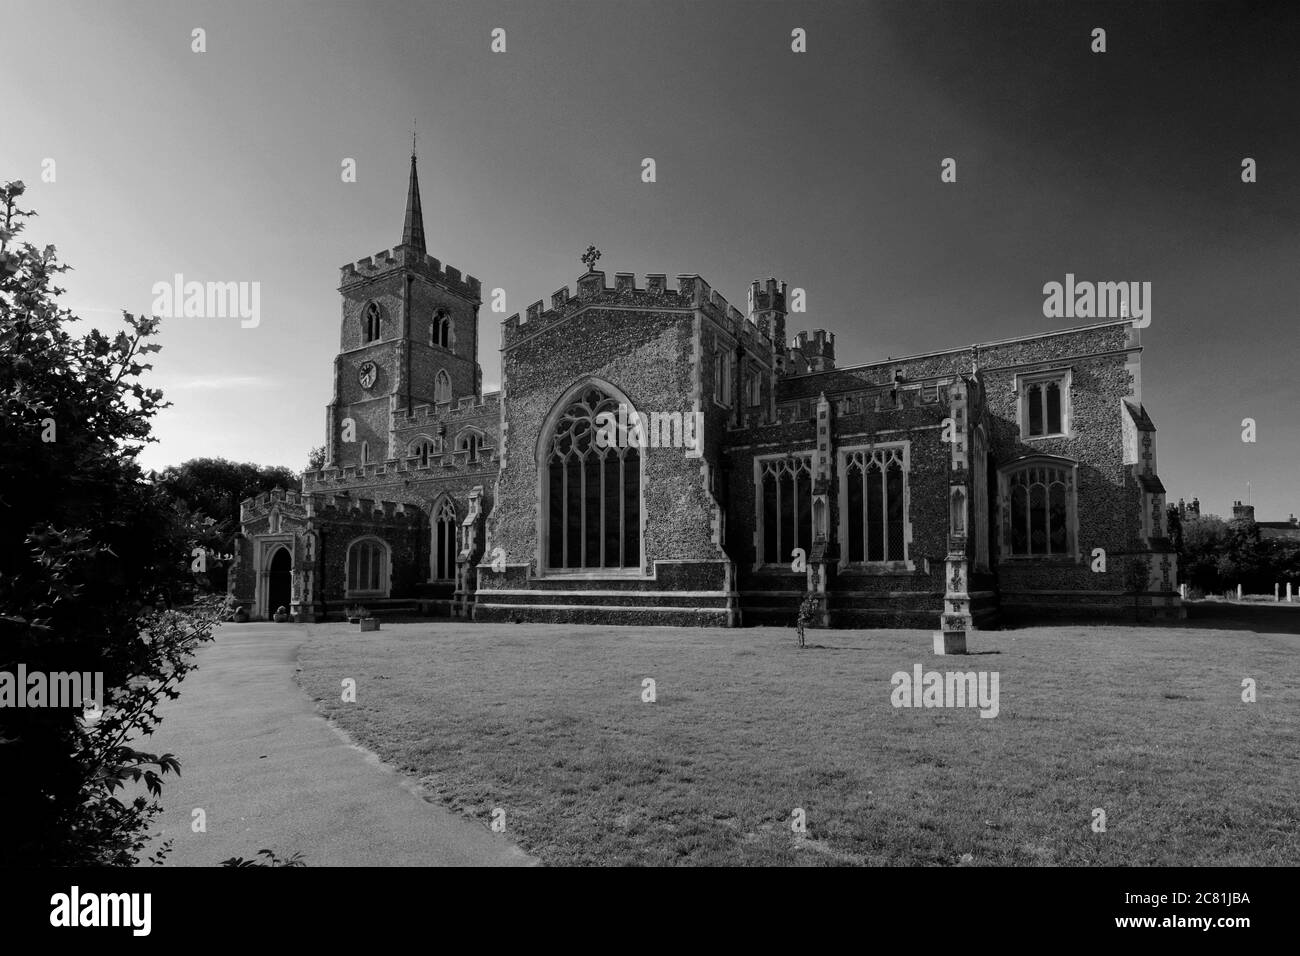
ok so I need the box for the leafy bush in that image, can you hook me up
[0,181,221,865]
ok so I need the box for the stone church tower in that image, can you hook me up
[325,151,483,470]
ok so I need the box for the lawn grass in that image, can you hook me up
[295,619,1299,866]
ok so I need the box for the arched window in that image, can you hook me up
[432,498,457,581]
[362,301,382,343]
[409,437,440,467]
[839,444,909,564]
[360,441,369,465]
[544,384,641,570]
[346,537,389,596]
[999,458,1077,558]
[435,370,452,404]
[431,310,451,349]
[457,429,482,462]
[758,454,812,565]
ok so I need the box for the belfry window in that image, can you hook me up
[346,537,388,596]
[363,301,382,343]
[432,498,457,581]
[999,458,1078,558]
[435,370,452,404]
[757,454,812,565]
[840,445,909,564]
[432,310,451,349]
[544,384,641,570]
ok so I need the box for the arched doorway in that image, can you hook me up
[267,547,292,618]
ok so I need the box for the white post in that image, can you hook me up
[1237,583,1243,601]
[1289,582,1294,603]
[1276,582,1281,602]
[1180,583,1188,600]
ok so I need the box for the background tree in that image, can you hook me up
[157,457,298,531]
[306,444,325,473]
[1178,513,1228,593]
[155,457,297,593]
[0,180,221,865]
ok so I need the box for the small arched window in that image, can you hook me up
[435,369,452,404]
[455,430,483,461]
[410,437,440,467]
[346,537,389,596]
[431,310,452,349]
[362,301,382,343]
[360,441,369,465]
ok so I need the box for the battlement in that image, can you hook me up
[772,373,964,423]
[502,269,773,355]
[394,391,501,428]
[748,277,788,315]
[790,328,836,368]
[339,245,481,301]
[302,446,499,492]
[240,486,416,523]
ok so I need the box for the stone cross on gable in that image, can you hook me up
[581,245,602,273]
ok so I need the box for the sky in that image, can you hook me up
[4,0,1298,518]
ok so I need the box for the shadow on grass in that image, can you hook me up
[1173,603,1300,635]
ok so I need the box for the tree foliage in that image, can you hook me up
[0,180,222,865]
[157,457,298,532]
[1175,511,1300,595]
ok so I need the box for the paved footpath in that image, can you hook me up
[140,623,537,867]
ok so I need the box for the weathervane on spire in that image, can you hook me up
[580,245,602,273]
[411,118,417,157]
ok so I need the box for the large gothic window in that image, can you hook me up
[757,454,812,565]
[363,301,382,343]
[838,445,909,565]
[435,369,452,404]
[999,458,1077,558]
[544,384,641,570]
[433,498,457,581]
[346,537,388,596]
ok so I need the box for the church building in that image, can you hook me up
[228,154,1183,629]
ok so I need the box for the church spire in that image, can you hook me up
[401,141,426,256]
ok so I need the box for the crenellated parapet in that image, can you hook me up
[393,391,501,429]
[241,486,419,524]
[302,447,499,492]
[501,270,772,354]
[773,373,967,423]
[339,245,482,302]
[789,329,837,371]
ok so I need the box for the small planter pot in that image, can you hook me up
[359,619,380,632]
[272,605,289,623]
[233,607,249,623]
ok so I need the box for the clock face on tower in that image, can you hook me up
[358,361,378,390]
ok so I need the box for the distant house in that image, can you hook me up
[1229,502,1300,541]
